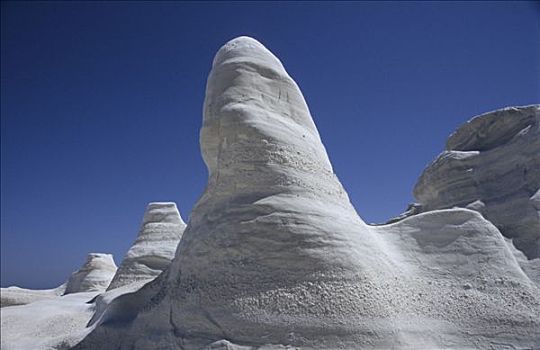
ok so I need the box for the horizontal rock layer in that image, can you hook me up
[106,202,186,290]
[64,253,117,294]
[413,105,540,259]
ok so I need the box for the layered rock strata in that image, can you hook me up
[412,105,539,259]
[2,252,117,307]
[74,37,540,350]
[64,253,117,294]
[107,202,186,290]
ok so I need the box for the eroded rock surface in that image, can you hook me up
[107,202,186,290]
[1,291,100,350]
[64,253,117,294]
[412,105,540,259]
[1,254,116,348]
[73,37,540,350]
[2,252,117,307]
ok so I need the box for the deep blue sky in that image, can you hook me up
[2,2,539,288]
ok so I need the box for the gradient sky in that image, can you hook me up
[2,1,539,288]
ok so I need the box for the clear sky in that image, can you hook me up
[1,1,539,288]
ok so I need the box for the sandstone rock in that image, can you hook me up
[75,37,540,350]
[106,202,186,290]
[64,253,117,294]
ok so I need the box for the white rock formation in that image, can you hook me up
[64,253,117,294]
[1,291,100,350]
[505,238,540,286]
[386,105,540,284]
[74,37,540,350]
[0,284,66,308]
[106,202,186,290]
[412,105,540,259]
[1,252,116,307]
[82,203,186,329]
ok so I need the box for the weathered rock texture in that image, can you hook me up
[1,291,101,350]
[74,37,540,350]
[64,253,117,294]
[107,202,186,290]
[1,252,117,307]
[413,105,540,259]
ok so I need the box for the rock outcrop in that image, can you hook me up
[505,238,540,286]
[0,284,66,308]
[106,202,186,290]
[75,37,540,350]
[64,253,117,294]
[1,291,101,350]
[412,105,540,259]
[1,253,117,348]
[2,252,117,306]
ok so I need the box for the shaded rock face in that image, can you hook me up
[413,105,540,259]
[107,202,186,290]
[75,37,540,350]
[64,253,117,294]
[85,202,186,330]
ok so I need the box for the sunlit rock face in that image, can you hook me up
[127,35,399,349]
[107,202,186,290]
[413,105,540,259]
[64,253,117,294]
[1,291,102,350]
[74,37,540,350]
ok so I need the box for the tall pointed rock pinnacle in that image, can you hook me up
[172,35,391,282]
[154,35,399,346]
[75,37,540,350]
[107,202,186,290]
